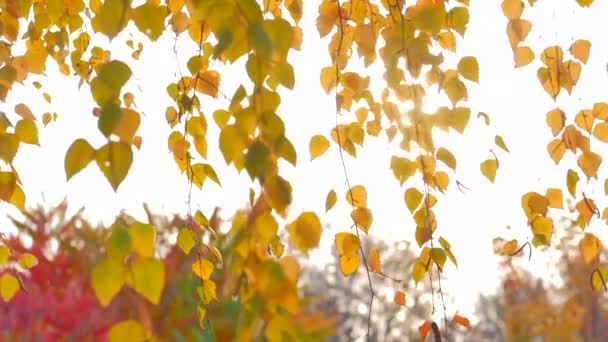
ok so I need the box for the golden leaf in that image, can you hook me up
[545,188,563,209]
[593,122,608,143]
[579,233,601,264]
[575,197,597,226]
[577,150,602,179]
[546,108,565,137]
[351,207,372,233]
[574,109,594,133]
[309,135,330,161]
[367,249,382,274]
[501,0,524,19]
[480,158,498,183]
[506,19,532,49]
[514,45,534,67]
[569,39,591,64]
[346,185,366,208]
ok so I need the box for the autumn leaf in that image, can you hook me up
[192,259,214,279]
[367,249,382,274]
[394,290,406,305]
[514,45,534,67]
[545,188,563,209]
[495,135,509,152]
[346,185,366,208]
[96,141,133,191]
[309,135,329,160]
[129,222,155,258]
[502,0,524,19]
[351,207,372,233]
[91,258,127,306]
[0,274,19,302]
[18,253,38,269]
[579,233,601,264]
[578,150,602,179]
[546,108,565,137]
[177,228,195,254]
[288,212,322,254]
[480,158,498,182]
[570,39,591,64]
[418,320,433,342]
[436,147,457,170]
[108,320,146,342]
[452,314,472,329]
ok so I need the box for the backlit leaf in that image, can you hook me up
[495,135,509,152]
[288,212,322,255]
[0,245,9,265]
[576,198,597,226]
[418,321,433,342]
[177,228,195,254]
[91,0,129,39]
[514,46,534,67]
[547,139,565,164]
[194,71,220,98]
[335,232,360,256]
[452,315,472,329]
[480,159,498,182]
[129,222,155,258]
[501,239,519,255]
[502,0,524,19]
[576,0,593,6]
[90,60,132,106]
[574,109,594,133]
[436,147,457,170]
[108,320,146,342]
[394,290,406,305]
[325,189,337,212]
[18,253,37,269]
[96,141,133,191]
[192,258,214,279]
[91,258,126,306]
[593,122,608,143]
[130,257,165,304]
[351,207,372,233]
[14,119,38,145]
[132,2,167,41]
[0,134,19,164]
[531,215,553,246]
[309,135,329,160]
[404,188,423,214]
[346,185,366,208]
[578,150,602,179]
[567,169,579,197]
[430,248,447,271]
[457,56,479,83]
[545,188,563,209]
[579,233,601,264]
[196,280,217,305]
[367,249,382,274]
[506,19,532,49]
[412,261,426,284]
[570,39,591,64]
[546,108,565,137]
[0,274,19,302]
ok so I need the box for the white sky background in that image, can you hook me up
[2,0,608,321]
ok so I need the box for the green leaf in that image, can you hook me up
[91,0,131,39]
[91,258,127,306]
[129,257,165,304]
[98,102,122,138]
[65,139,96,181]
[495,135,509,152]
[404,188,423,213]
[244,141,271,180]
[457,56,479,83]
[177,228,196,254]
[0,274,19,302]
[90,60,132,105]
[14,119,38,145]
[129,222,155,258]
[131,3,167,41]
[96,141,133,191]
[480,159,498,183]
[108,223,131,261]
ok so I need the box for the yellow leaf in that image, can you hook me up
[351,207,373,233]
[541,46,564,66]
[575,198,597,226]
[0,274,19,302]
[593,102,608,120]
[394,290,406,305]
[437,31,456,52]
[132,136,142,150]
[412,261,426,284]
[18,253,38,269]
[42,113,53,127]
[288,212,322,254]
[15,119,38,145]
[346,185,366,208]
[91,0,129,39]
[522,192,550,220]
[129,222,155,258]
[309,135,329,160]
[91,258,127,306]
[444,77,467,105]
[495,135,509,152]
[501,0,524,19]
[501,239,519,255]
[547,139,565,164]
[506,19,532,49]
[578,150,602,179]
[108,320,146,342]
[325,189,337,212]
[96,141,133,191]
[531,215,553,246]
[579,233,602,264]
[194,71,220,98]
[545,188,563,209]
[593,122,608,143]
[457,56,479,83]
[64,139,95,180]
[480,158,498,182]
[339,254,360,276]
[113,109,140,143]
[263,175,292,216]
[367,249,382,274]
[546,108,565,137]
[0,245,10,265]
[196,280,217,305]
[452,315,472,329]
[0,135,20,163]
[436,147,457,170]
[447,7,469,36]
[192,258,214,280]
[320,66,337,94]
[592,266,608,291]
[177,228,195,254]
[390,156,416,185]
[335,232,360,255]
[130,257,165,304]
[514,45,534,67]
[574,109,594,133]
[567,169,579,197]
[570,39,591,63]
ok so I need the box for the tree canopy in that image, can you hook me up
[1,0,608,340]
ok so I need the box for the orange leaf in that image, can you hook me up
[418,320,433,341]
[367,249,382,274]
[452,314,472,329]
[394,290,406,306]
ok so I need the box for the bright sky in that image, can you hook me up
[2,0,608,321]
